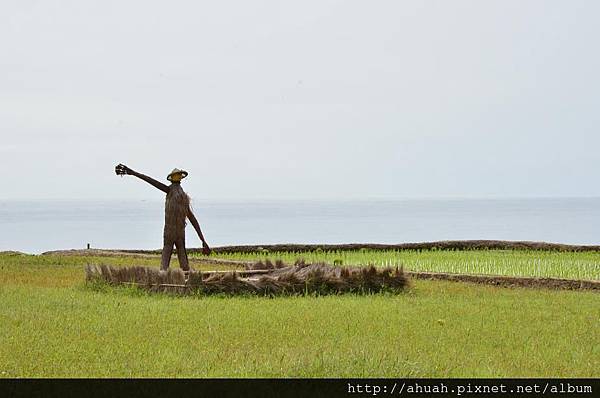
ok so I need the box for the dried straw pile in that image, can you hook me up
[85,260,408,295]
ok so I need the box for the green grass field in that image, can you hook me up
[205,249,600,280]
[0,252,599,377]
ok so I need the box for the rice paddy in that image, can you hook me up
[205,249,600,280]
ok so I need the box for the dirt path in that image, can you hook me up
[405,271,599,291]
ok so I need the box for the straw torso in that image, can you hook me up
[164,183,190,241]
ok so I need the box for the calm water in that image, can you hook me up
[0,198,599,254]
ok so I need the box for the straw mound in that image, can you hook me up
[85,260,408,295]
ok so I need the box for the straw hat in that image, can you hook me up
[167,168,188,182]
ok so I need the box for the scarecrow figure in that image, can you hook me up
[115,164,211,270]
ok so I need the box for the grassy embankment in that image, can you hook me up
[0,251,598,377]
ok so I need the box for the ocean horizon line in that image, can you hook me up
[2,195,600,203]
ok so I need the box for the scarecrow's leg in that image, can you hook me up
[161,240,175,270]
[175,238,189,271]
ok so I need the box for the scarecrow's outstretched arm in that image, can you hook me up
[188,205,211,255]
[115,163,169,194]
[133,171,170,194]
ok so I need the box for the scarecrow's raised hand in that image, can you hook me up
[116,164,169,193]
[115,163,134,176]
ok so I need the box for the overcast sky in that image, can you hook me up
[1,0,598,201]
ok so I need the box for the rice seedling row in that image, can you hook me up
[199,249,600,280]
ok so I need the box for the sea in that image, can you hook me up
[1,198,599,254]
